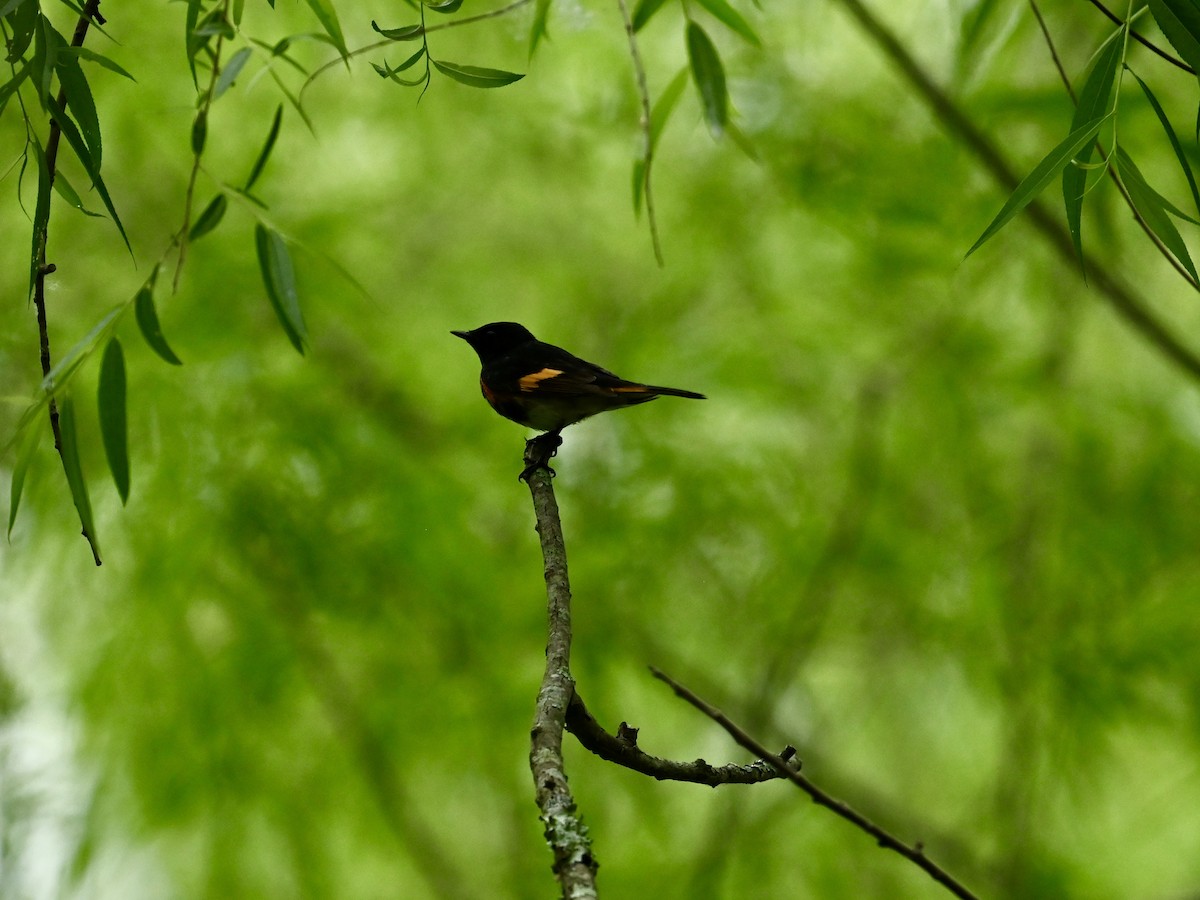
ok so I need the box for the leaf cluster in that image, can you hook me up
[968,3,1200,287]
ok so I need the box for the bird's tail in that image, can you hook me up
[617,384,706,400]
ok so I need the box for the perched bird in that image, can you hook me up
[452,322,705,478]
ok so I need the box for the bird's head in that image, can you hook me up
[451,322,536,360]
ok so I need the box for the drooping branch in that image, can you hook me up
[650,667,981,900]
[835,0,1200,384]
[565,691,798,786]
[615,0,664,266]
[34,0,106,566]
[523,440,598,899]
[1029,0,1200,293]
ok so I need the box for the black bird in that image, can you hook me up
[452,322,705,477]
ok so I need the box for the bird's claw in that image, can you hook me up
[519,432,564,482]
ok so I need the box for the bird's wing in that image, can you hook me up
[507,343,645,395]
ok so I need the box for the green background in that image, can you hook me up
[4,1,1200,896]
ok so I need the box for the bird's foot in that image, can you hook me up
[520,431,563,482]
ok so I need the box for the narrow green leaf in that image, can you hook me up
[255,224,307,354]
[215,46,252,98]
[191,110,207,156]
[1118,147,1199,281]
[302,0,349,59]
[28,133,51,300]
[371,20,424,40]
[426,0,464,12]
[632,0,670,32]
[432,58,525,88]
[1147,0,1200,72]
[55,52,102,168]
[687,21,727,136]
[529,0,552,57]
[649,67,689,150]
[1129,67,1200,219]
[1119,148,1199,224]
[633,67,688,213]
[42,305,125,396]
[185,0,204,86]
[244,105,283,192]
[1063,26,1124,266]
[59,47,136,81]
[189,194,228,241]
[0,64,31,116]
[694,0,761,46]
[53,170,105,217]
[194,12,235,38]
[4,0,37,62]
[1,0,34,23]
[57,394,100,563]
[267,67,314,134]
[44,94,130,253]
[375,47,427,78]
[373,57,428,86]
[724,116,759,162]
[134,287,183,365]
[97,338,129,504]
[36,17,66,106]
[233,0,245,26]
[966,116,1108,258]
[8,419,42,539]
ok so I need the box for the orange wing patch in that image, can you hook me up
[519,368,564,391]
[480,378,497,403]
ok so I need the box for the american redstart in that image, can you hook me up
[452,322,705,478]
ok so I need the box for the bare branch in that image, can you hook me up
[650,667,981,900]
[565,691,798,785]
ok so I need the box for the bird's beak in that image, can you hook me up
[451,330,469,340]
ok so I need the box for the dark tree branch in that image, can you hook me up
[565,691,799,785]
[523,439,598,899]
[835,0,1200,384]
[34,0,105,566]
[650,667,981,900]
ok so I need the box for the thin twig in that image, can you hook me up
[565,691,799,785]
[523,440,598,899]
[1086,0,1194,74]
[1029,0,1075,104]
[835,0,1200,384]
[34,0,105,566]
[650,667,981,900]
[615,0,665,266]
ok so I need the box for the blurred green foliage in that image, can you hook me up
[4,0,1200,897]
